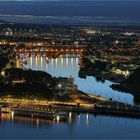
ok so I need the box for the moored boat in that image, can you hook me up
[13,108,68,121]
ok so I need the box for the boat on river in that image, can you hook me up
[13,108,68,121]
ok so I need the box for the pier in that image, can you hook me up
[1,99,140,119]
[13,107,67,121]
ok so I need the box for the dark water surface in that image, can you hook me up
[0,113,140,139]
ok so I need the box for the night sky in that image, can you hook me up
[0,0,140,25]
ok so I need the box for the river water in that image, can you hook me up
[24,53,134,105]
[1,53,140,139]
[0,113,140,139]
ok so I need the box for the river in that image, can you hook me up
[1,53,140,139]
[0,112,140,139]
[23,53,134,105]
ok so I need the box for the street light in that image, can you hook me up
[58,84,62,88]
[1,71,5,76]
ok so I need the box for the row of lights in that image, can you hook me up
[16,49,84,52]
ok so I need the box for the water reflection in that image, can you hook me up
[29,56,32,68]
[86,113,89,126]
[0,113,90,127]
[23,53,134,104]
[1,113,140,139]
[35,55,37,70]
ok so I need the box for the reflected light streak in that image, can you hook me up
[36,119,40,127]
[53,58,56,69]
[38,56,41,70]
[60,57,63,70]
[11,111,14,120]
[66,57,68,71]
[86,113,89,126]
[56,115,60,123]
[71,58,74,68]
[55,58,58,69]
[46,58,48,71]
[63,58,66,71]
[40,56,43,70]
[76,58,79,72]
[29,56,32,69]
[51,59,54,70]
[77,114,80,124]
[69,112,72,124]
[35,55,37,70]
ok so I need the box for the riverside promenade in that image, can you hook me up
[1,98,140,119]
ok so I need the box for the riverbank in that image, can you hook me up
[79,69,125,83]
[111,83,140,95]
[0,66,110,104]
[79,54,140,96]
[1,97,140,119]
[79,56,128,83]
[111,67,140,96]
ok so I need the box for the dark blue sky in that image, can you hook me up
[0,0,140,25]
[0,0,140,2]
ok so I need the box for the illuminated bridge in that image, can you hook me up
[15,47,84,54]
